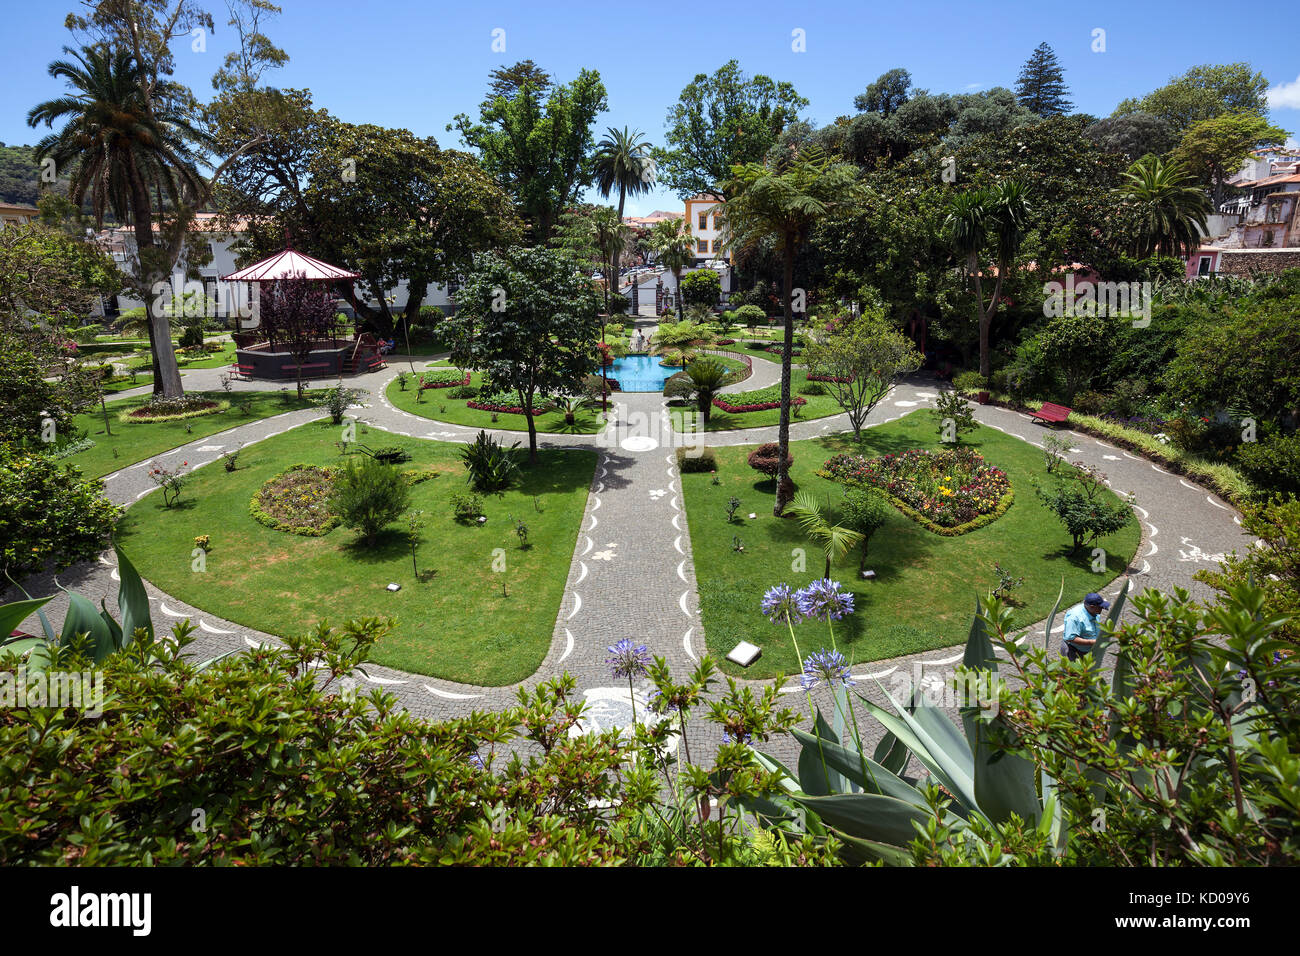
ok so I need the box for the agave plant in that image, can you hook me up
[1,545,155,673]
[460,429,522,493]
[746,582,1130,864]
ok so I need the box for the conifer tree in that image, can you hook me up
[1016,42,1072,117]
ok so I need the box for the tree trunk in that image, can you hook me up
[774,235,795,517]
[612,189,626,301]
[127,160,184,399]
[523,388,538,465]
[674,268,684,321]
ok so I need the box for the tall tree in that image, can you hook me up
[648,218,694,321]
[446,247,601,464]
[592,126,652,283]
[1115,155,1211,258]
[656,60,808,199]
[855,68,912,116]
[451,66,607,243]
[1085,112,1177,161]
[590,206,630,317]
[719,145,864,515]
[1015,42,1072,117]
[1171,112,1290,203]
[943,179,1032,378]
[1115,63,1270,138]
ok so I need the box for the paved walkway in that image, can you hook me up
[18,335,1252,765]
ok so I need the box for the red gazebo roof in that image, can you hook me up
[222,248,360,282]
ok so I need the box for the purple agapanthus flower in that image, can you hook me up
[796,579,855,622]
[468,753,485,770]
[761,583,803,625]
[801,649,856,691]
[607,639,650,679]
[722,730,752,745]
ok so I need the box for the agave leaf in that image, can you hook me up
[99,599,123,649]
[872,730,909,775]
[834,830,917,867]
[792,792,954,851]
[114,544,153,644]
[1091,578,1130,660]
[963,596,997,673]
[968,715,1041,825]
[751,748,801,794]
[3,575,56,642]
[1044,575,1065,650]
[860,687,977,815]
[791,727,927,807]
[0,597,53,644]
[60,592,115,663]
[196,649,238,671]
[796,707,841,796]
[0,637,45,659]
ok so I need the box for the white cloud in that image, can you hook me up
[1267,75,1300,111]
[964,82,984,92]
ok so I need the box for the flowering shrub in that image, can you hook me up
[467,396,543,416]
[419,370,471,390]
[821,447,1011,530]
[807,372,854,384]
[125,397,225,423]
[147,460,188,507]
[250,464,340,536]
[714,385,807,414]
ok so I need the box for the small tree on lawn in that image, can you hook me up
[802,308,922,441]
[260,274,337,397]
[329,457,411,546]
[1036,463,1134,553]
[840,488,891,573]
[447,247,601,465]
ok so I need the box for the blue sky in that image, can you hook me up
[5,0,1299,215]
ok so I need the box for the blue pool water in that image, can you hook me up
[607,354,682,392]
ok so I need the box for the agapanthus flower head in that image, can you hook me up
[796,579,855,622]
[721,729,752,745]
[801,648,856,691]
[467,753,485,770]
[606,639,650,679]
[761,583,803,625]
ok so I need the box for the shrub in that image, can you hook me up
[748,442,793,479]
[1236,433,1300,497]
[798,380,826,396]
[1035,463,1134,552]
[663,371,695,402]
[675,447,717,473]
[451,490,484,521]
[713,385,806,414]
[0,445,120,579]
[679,269,722,309]
[607,294,630,315]
[1106,378,1149,418]
[328,456,410,545]
[317,386,363,425]
[446,384,478,399]
[952,371,989,392]
[932,390,977,443]
[1072,390,1108,416]
[179,323,205,348]
[732,304,767,327]
[461,430,521,493]
[840,487,891,563]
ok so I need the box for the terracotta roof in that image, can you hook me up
[684,193,723,203]
[1238,172,1300,190]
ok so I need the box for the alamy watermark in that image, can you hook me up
[887,663,1003,719]
[1043,274,1151,328]
[0,667,105,717]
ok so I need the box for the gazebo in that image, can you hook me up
[223,248,384,380]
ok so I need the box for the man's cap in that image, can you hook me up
[1085,592,1110,609]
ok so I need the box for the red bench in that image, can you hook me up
[1031,402,1072,426]
[230,363,254,380]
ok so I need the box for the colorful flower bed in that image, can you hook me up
[250,464,339,536]
[419,370,471,390]
[122,397,226,423]
[467,394,545,416]
[713,384,807,414]
[807,372,854,383]
[766,344,803,356]
[820,447,1013,534]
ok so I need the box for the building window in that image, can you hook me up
[698,212,708,230]
[1197,256,1212,277]
[697,238,708,253]
[712,239,722,253]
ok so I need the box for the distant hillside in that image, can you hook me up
[0,144,43,206]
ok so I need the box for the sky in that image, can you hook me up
[4,0,1299,216]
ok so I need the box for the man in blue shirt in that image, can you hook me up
[1061,592,1110,661]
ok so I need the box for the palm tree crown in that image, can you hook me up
[1117,155,1211,259]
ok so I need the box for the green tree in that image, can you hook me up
[1171,112,1290,203]
[679,269,721,310]
[802,309,923,440]
[1015,42,1072,117]
[649,217,695,320]
[451,64,607,243]
[1035,463,1133,552]
[1084,112,1177,162]
[786,491,863,579]
[590,206,630,316]
[1115,62,1270,137]
[721,145,864,514]
[329,456,411,546]
[854,68,912,116]
[839,487,891,573]
[1033,312,1125,402]
[682,356,735,424]
[656,60,808,199]
[592,126,653,281]
[1116,155,1211,258]
[943,179,1032,378]
[447,247,602,463]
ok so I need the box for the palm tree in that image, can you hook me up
[28,45,208,399]
[593,127,653,290]
[683,356,735,423]
[1117,155,1211,259]
[649,218,695,321]
[787,492,864,579]
[719,144,865,514]
[590,206,631,316]
[943,179,1031,379]
[650,319,715,366]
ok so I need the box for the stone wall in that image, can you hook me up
[1217,249,1300,275]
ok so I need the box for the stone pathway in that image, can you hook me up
[17,350,1252,767]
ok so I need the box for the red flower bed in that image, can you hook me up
[807,372,854,383]
[466,399,544,416]
[766,344,803,356]
[716,338,736,346]
[712,395,806,414]
[419,371,471,390]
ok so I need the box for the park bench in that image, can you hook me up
[1030,402,1072,426]
[230,363,255,380]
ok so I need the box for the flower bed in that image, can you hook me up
[419,370,471,390]
[250,464,339,536]
[807,372,854,384]
[766,344,803,356]
[122,397,227,423]
[716,338,736,346]
[820,447,1013,534]
[712,384,806,414]
[466,398,545,416]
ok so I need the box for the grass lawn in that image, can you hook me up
[100,373,153,394]
[64,389,324,479]
[386,366,607,435]
[116,421,596,685]
[668,367,844,432]
[680,410,1141,679]
[177,341,238,369]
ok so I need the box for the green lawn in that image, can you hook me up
[116,421,596,684]
[668,367,845,431]
[100,373,153,394]
[64,389,324,479]
[386,366,608,435]
[680,410,1140,679]
[177,341,238,369]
